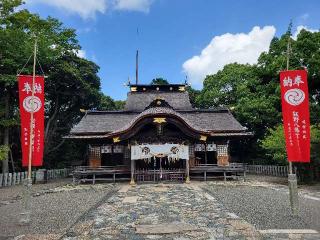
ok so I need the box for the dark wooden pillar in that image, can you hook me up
[204,143,208,165]
[185,159,190,183]
[130,159,136,185]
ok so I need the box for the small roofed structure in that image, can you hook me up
[66,83,252,184]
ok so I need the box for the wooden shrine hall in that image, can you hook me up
[66,83,252,184]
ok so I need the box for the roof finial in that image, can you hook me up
[124,76,131,87]
[185,75,190,86]
[136,49,139,85]
[136,27,139,85]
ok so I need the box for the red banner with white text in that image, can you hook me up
[18,75,44,167]
[280,70,310,162]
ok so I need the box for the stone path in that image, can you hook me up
[63,183,261,239]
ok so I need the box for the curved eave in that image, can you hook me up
[108,112,209,138]
[64,134,110,139]
[210,132,253,137]
[64,131,253,139]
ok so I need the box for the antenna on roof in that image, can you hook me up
[185,75,190,86]
[136,27,139,85]
[136,50,139,85]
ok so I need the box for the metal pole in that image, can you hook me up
[20,38,37,224]
[136,50,139,85]
[286,36,299,215]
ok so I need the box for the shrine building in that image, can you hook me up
[66,83,252,184]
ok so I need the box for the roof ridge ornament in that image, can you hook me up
[145,98,173,110]
[153,117,166,124]
[178,86,186,92]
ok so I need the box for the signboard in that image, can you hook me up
[18,75,45,167]
[280,70,310,162]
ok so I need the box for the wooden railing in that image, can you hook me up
[246,165,289,177]
[193,163,246,169]
[135,168,185,182]
[0,168,72,188]
[72,165,131,184]
[73,165,129,172]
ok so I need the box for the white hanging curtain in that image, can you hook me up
[131,144,189,161]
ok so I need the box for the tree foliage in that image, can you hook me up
[0,145,10,161]
[261,124,320,167]
[195,28,320,170]
[260,125,287,165]
[0,0,118,170]
[150,78,169,85]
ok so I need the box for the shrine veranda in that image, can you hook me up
[66,83,252,183]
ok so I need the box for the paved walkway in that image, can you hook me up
[63,183,261,239]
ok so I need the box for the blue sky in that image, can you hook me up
[23,0,320,100]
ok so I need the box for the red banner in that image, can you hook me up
[18,75,44,167]
[280,70,310,162]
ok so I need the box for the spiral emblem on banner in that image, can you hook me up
[284,88,305,106]
[23,96,42,113]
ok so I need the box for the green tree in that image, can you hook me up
[114,100,126,110]
[0,0,26,172]
[0,0,117,170]
[186,86,200,108]
[196,63,281,159]
[260,125,287,165]
[196,28,320,165]
[261,124,320,181]
[150,78,169,85]
[258,29,320,125]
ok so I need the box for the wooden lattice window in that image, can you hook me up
[124,147,130,159]
[189,144,195,157]
[89,146,101,158]
[113,145,124,153]
[216,145,228,156]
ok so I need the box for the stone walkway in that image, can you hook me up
[8,180,320,240]
[63,183,261,240]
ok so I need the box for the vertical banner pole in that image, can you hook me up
[28,38,37,180]
[286,36,299,215]
[20,38,37,225]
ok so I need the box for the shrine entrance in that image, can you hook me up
[131,144,189,183]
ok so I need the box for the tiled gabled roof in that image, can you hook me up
[69,107,248,138]
[67,88,251,139]
[124,91,193,111]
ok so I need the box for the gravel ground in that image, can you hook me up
[64,183,261,240]
[0,179,71,202]
[204,182,320,232]
[1,175,319,239]
[0,179,118,239]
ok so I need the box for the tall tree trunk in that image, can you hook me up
[2,92,9,173]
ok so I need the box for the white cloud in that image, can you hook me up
[75,49,86,58]
[292,25,318,40]
[25,0,108,19]
[113,0,153,13]
[24,0,155,18]
[182,26,276,86]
